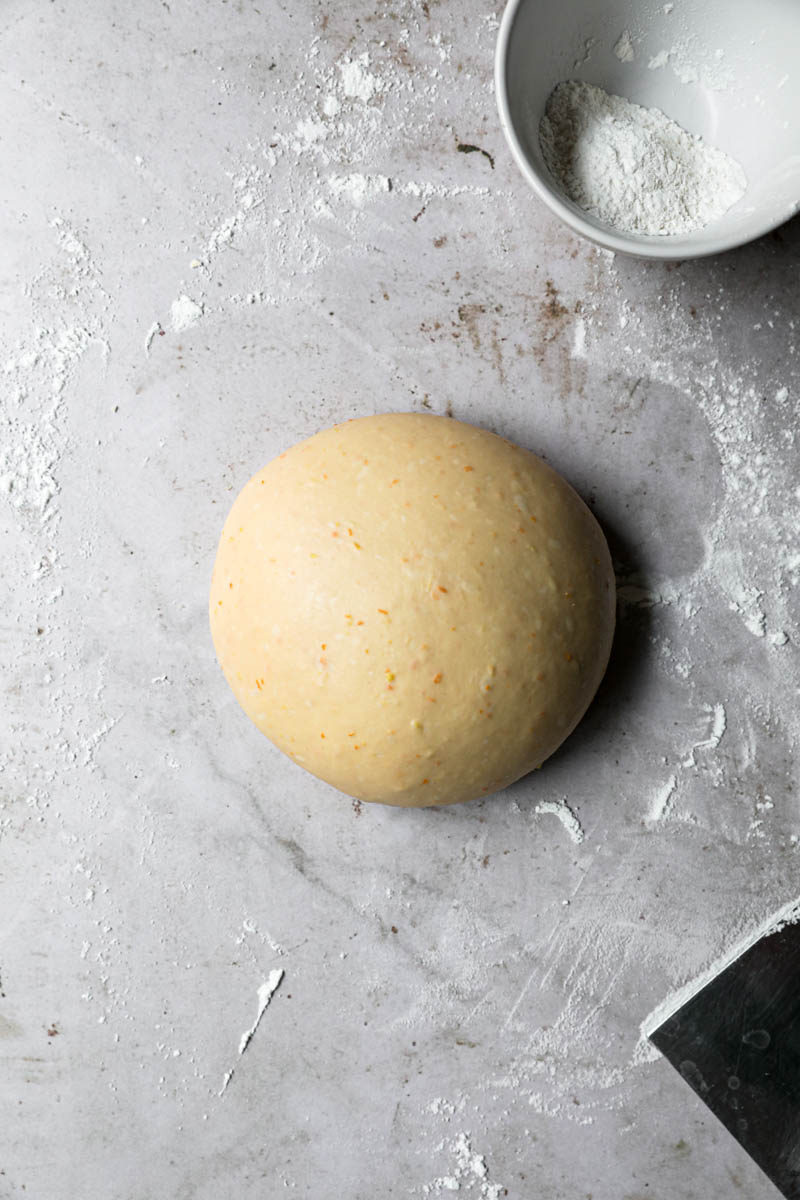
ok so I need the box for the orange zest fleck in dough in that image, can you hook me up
[464,465,474,472]
[433,673,442,684]
[437,585,448,593]
[378,608,388,615]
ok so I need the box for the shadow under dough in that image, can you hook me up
[512,503,654,784]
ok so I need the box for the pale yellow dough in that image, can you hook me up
[210,413,615,807]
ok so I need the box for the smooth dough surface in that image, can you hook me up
[210,413,615,807]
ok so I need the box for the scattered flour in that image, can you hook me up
[571,317,586,359]
[572,37,597,70]
[144,321,163,355]
[294,117,327,148]
[219,969,284,1095]
[339,52,383,103]
[534,797,585,844]
[170,294,203,332]
[648,774,678,823]
[648,49,670,71]
[539,80,747,235]
[647,43,734,91]
[421,1132,504,1199]
[613,31,635,63]
[237,969,284,1056]
[328,172,391,206]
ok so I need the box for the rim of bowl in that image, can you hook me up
[494,0,794,261]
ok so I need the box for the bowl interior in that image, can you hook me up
[498,0,800,254]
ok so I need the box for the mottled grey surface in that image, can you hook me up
[2,2,799,1198]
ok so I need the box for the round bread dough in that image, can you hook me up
[210,413,614,807]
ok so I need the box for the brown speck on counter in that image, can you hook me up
[456,141,495,169]
[543,279,569,321]
[457,302,486,351]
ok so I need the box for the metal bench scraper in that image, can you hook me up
[648,903,800,1200]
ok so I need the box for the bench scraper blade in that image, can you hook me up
[649,915,800,1199]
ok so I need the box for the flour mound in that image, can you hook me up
[539,79,747,236]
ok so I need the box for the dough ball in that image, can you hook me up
[210,413,614,807]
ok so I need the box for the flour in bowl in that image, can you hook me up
[539,79,747,236]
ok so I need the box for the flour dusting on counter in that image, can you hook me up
[170,294,204,332]
[534,797,585,844]
[237,969,284,1055]
[339,52,384,102]
[647,774,678,823]
[421,1131,505,1198]
[219,969,284,1095]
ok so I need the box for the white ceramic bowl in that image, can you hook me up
[495,0,800,258]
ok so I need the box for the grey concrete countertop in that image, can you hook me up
[2,2,799,1197]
